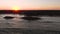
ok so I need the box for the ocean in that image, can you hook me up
[0,14,60,30]
[0,14,60,34]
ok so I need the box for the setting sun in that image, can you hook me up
[12,6,20,13]
[12,6,20,10]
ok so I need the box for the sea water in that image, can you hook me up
[0,14,60,31]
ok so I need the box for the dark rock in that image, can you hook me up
[4,16,14,20]
[21,16,41,21]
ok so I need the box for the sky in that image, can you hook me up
[0,0,60,10]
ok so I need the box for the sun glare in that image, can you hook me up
[12,6,20,10]
[12,6,20,13]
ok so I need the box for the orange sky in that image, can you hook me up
[0,0,60,10]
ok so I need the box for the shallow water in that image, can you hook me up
[0,14,60,31]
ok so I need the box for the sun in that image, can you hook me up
[12,6,20,13]
[12,6,20,10]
